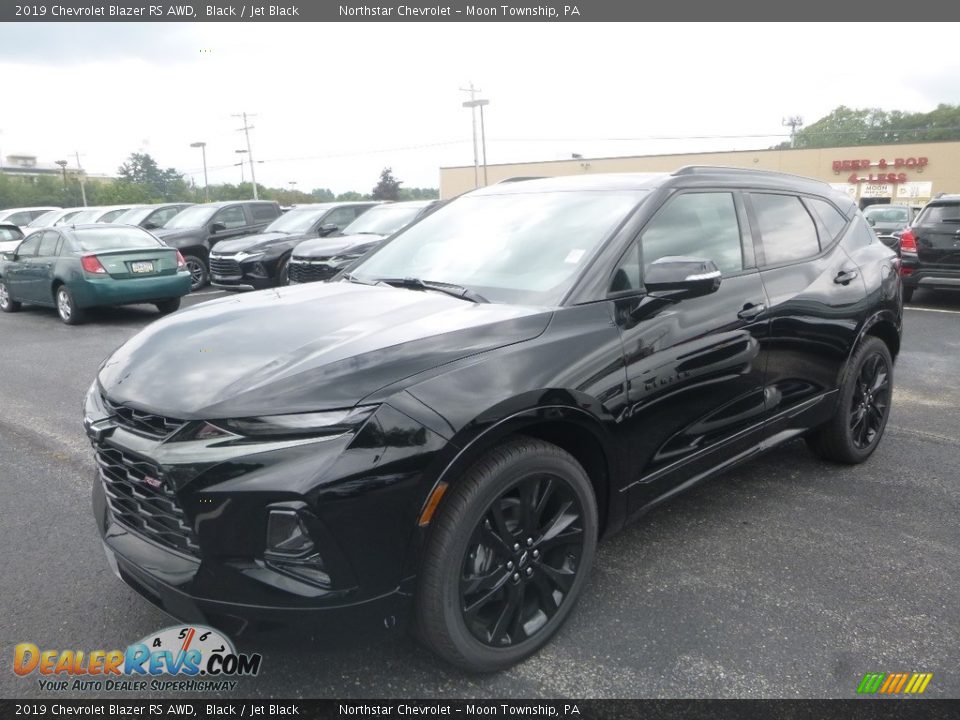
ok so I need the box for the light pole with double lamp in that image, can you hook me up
[190,141,209,202]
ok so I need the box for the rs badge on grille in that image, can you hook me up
[141,475,163,489]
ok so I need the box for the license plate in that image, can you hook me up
[130,261,154,274]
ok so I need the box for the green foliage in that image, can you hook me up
[397,187,439,201]
[372,167,402,201]
[117,152,191,201]
[335,191,369,201]
[792,104,960,148]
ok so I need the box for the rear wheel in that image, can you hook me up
[55,285,86,325]
[416,438,598,672]
[806,337,892,464]
[155,298,181,315]
[0,279,21,312]
[183,255,208,291]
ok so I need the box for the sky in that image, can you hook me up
[1,22,959,194]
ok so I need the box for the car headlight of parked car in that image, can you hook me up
[204,406,377,440]
[235,251,265,263]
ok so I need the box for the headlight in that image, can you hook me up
[329,254,359,264]
[235,251,265,263]
[208,406,376,439]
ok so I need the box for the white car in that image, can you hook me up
[0,224,26,254]
[68,205,145,225]
[0,206,61,232]
[22,207,88,231]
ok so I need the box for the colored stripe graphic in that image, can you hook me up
[857,672,932,695]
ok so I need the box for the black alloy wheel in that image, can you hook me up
[416,438,597,672]
[183,255,208,291]
[806,336,893,464]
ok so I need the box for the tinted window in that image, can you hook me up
[863,205,909,225]
[808,198,849,241]
[99,209,128,223]
[609,242,641,293]
[37,231,60,256]
[751,193,820,265]
[16,234,41,257]
[265,207,332,233]
[324,207,361,228]
[71,227,162,251]
[215,206,247,228]
[163,205,218,229]
[918,202,960,224]
[641,192,743,275]
[342,205,423,236]
[0,227,23,242]
[150,206,184,227]
[251,204,279,221]
[55,210,84,225]
[27,210,62,228]
[5,211,33,225]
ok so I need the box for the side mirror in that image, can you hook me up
[644,256,721,300]
[319,223,339,236]
[210,222,227,233]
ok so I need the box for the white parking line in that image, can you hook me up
[905,306,960,315]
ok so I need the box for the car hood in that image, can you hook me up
[153,227,204,245]
[293,233,385,259]
[212,232,301,255]
[98,281,551,419]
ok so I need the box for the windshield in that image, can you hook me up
[70,210,101,224]
[918,203,960,223]
[113,206,154,225]
[163,204,219,229]
[351,190,646,305]
[72,227,163,251]
[864,206,909,224]
[27,210,65,228]
[264,207,331,234]
[342,205,424,236]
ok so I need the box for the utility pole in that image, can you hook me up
[232,112,259,200]
[74,151,87,206]
[782,116,803,148]
[460,83,481,188]
[55,160,68,190]
[190,141,209,202]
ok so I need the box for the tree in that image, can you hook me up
[336,191,367,201]
[116,152,190,201]
[791,104,960,149]
[397,187,439,201]
[311,188,335,202]
[371,167,402,201]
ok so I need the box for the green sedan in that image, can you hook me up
[0,224,192,325]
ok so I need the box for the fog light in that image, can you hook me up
[266,510,314,556]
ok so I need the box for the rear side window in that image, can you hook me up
[251,204,279,221]
[751,193,820,265]
[37,231,60,256]
[640,192,743,275]
[0,227,22,242]
[215,206,248,228]
[918,203,960,224]
[807,198,848,242]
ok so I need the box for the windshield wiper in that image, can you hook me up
[374,277,489,303]
[341,272,376,285]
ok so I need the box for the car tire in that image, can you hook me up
[55,285,86,325]
[415,437,598,673]
[0,279,21,313]
[276,257,290,286]
[183,255,208,291]
[155,298,181,315]
[806,337,893,464]
[902,286,914,303]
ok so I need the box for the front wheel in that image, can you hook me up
[276,257,290,286]
[806,337,893,464]
[56,285,86,325]
[416,438,598,672]
[0,279,21,312]
[183,255,208,291]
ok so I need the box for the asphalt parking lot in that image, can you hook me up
[1,288,958,699]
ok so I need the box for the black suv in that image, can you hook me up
[208,202,379,290]
[899,194,960,302]
[152,201,281,290]
[85,168,901,672]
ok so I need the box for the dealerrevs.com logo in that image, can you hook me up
[13,625,262,692]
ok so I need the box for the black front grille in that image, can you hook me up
[288,259,338,284]
[96,445,199,556]
[209,255,242,277]
[103,397,185,440]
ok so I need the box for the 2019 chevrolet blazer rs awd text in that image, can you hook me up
[85,168,902,672]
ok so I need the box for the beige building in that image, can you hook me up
[440,140,960,207]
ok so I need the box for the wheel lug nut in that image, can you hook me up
[526,538,533,546]
[513,543,520,551]
[512,573,520,581]
[532,550,540,558]
[506,561,513,570]
[525,567,533,576]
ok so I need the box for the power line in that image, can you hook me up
[231,112,258,199]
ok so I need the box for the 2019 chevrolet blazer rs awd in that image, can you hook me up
[85,168,902,672]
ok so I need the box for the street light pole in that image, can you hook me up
[55,160,68,190]
[232,112,259,200]
[74,150,87,207]
[462,93,491,188]
[190,141,209,202]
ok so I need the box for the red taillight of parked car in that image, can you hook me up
[899,229,917,253]
[81,255,107,274]
[176,251,187,269]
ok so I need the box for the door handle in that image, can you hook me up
[834,268,859,285]
[737,302,766,320]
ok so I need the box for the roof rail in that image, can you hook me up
[672,165,825,183]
